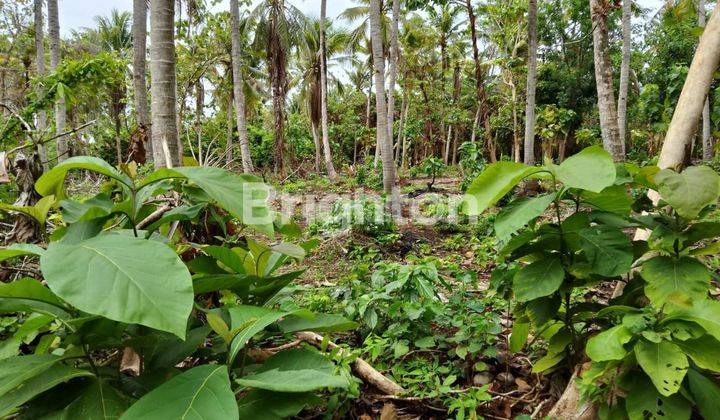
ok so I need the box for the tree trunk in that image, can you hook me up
[386,0,401,154]
[230,0,254,173]
[319,0,337,179]
[133,0,153,164]
[365,83,372,164]
[395,86,408,163]
[617,0,631,155]
[194,78,204,164]
[658,3,720,169]
[311,121,321,172]
[698,0,714,161]
[226,89,234,166]
[590,0,624,161]
[150,0,181,168]
[47,0,67,162]
[33,0,48,171]
[370,0,398,201]
[524,0,538,165]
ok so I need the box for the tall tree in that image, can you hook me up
[230,0,254,173]
[590,0,624,161]
[133,0,152,163]
[617,0,631,154]
[698,0,713,160]
[250,0,306,176]
[150,0,181,167]
[524,0,538,164]
[319,0,337,179]
[386,0,400,161]
[370,0,397,197]
[47,0,67,162]
[34,0,48,170]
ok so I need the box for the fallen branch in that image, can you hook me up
[294,331,405,396]
[136,204,173,230]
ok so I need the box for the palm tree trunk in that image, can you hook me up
[386,0,401,151]
[230,0,254,173]
[34,0,48,171]
[133,0,152,164]
[311,121,322,172]
[226,89,234,165]
[48,0,67,162]
[150,0,181,168]
[617,0,631,155]
[590,0,624,161]
[370,0,398,200]
[319,0,337,179]
[524,0,538,164]
[394,86,408,163]
[698,0,714,161]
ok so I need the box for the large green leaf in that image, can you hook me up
[673,335,720,371]
[655,166,720,219]
[464,162,537,215]
[686,369,720,420]
[236,348,348,392]
[0,243,45,262]
[556,146,616,192]
[578,226,633,277]
[192,274,253,294]
[494,193,556,241]
[508,322,529,352]
[121,365,237,420]
[0,354,61,396]
[0,362,93,416]
[41,233,193,339]
[513,257,565,302]
[634,340,688,396]
[227,305,288,364]
[60,193,114,224]
[0,196,55,226]
[61,378,129,419]
[624,375,690,420]
[35,156,132,197]
[236,390,319,420]
[278,313,358,333]
[664,299,720,342]
[0,277,63,307]
[139,166,273,235]
[581,184,633,215]
[642,256,710,307]
[586,325,633,361]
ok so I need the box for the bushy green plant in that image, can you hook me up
[466,145,720,418]
[0,156,357,418]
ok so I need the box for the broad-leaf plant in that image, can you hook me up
[0,157,356,418]
[466,146,720,419]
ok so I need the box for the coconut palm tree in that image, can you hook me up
[230,0,254,173]
[524,0,538,164]
[319,0,337,179]
[34,0,48,169]
[247,0,307,176]
[47,0,67,162]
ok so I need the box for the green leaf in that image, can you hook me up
[41,233,193,339]
[61,379,129,419]
[578,226,633,277]
[415,336,435,349]
[0,278,63,307]
[686,370,720,420]
[624,374,690,420]
[0,355,60,396]
[140,167,274,235]
[665,299,720,342]
[0,243,44,262]
[655,166,720,219]
[227,305,288,364]
[464,162,537,215]
[192,274,252,294]
[509,322,529,352]
[144,204,205,234]
[634,340,688,396]
[0,196,55,226]
[121,365,238,420]
[202,246,246,274]
[494,193,557,241]
[60,193,114,224]
[513,257,565,302]
[278,313,358,333]
[236,348,348,392]
[237,390,319,420]
[642,256,711,307]
[0,314,54,359]
[0,361,93,416]
[525,296,561,327]
[586,325,633,361]
[582,184,633,215]
[556,146,616,192]
[531,351,565,373]
[673,335,720,371]
[35,156,132,198]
